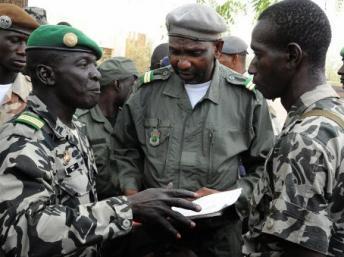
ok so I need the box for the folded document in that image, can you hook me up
[172,188,242,219]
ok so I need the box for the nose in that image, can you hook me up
[89,66,101,81]
[17,41,27,56]
[248,57,257,75]
[338,64,344,76]
[177,58,191,70]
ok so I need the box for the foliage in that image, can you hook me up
[251,0,278,17]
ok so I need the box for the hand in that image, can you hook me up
[124,189,138,196]
[195,187,219,198]
[127,188,201,239]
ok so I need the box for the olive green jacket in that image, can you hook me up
[113,61,274,217]
[77,105,121,199]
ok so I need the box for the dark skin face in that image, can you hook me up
[218,53,246,74]
[249,20,292,100]
[338,58,344,89]
[168,36,223,84]
[33,51,101,127]
[0,30,29,83]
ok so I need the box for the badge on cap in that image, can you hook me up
[149,128,161,146]
[63,32,78,47]
[0,15,12,29]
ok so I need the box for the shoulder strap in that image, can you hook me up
[301,109,344,129]
[15,111,45,130]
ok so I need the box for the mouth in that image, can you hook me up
[12,60,26,67]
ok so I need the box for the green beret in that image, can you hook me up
[98,57,139,86]
[341,47,344,57]
[26,25,103,60]
[166,3,226,41]
[0,3,39,35]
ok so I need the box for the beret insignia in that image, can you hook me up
[63,32,78,47]
[0,15,12,29]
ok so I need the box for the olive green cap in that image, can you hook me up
[222,36,248,54]
[166,3,226,41]
[341,47,344,57]
[98,57,139,86]
[26,24,103,60]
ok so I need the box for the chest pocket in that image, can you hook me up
[90,138,108,170]
[144,118,171,157]
[54,157,92,203]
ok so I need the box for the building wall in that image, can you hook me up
[1,0,28,8]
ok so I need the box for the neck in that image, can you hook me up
[281,65,326,111]
[0,67,17,84]
[98,94,119,118]
[34,89,76,128]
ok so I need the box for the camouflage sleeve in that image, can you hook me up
[113,101,144,192]
[236,93,275,218]
[0,129,132,256]
[260,130,336,255]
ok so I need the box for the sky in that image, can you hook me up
[28,0,344,81]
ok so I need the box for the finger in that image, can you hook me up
[153,213,181,239]
[164,208,196,228]
[164,198,201,212]
[164,189,199,199]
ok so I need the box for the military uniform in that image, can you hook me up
[0,95,132,257]
[77,105,121,199]
[243,84,344,256]
[0,72,31,125]
[114,62,274,256]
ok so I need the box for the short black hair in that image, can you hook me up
[26,50,68,85]
[259,0,331,68]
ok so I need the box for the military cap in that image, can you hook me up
[222,36,248,55]
[341,47,344,57]
[150,43,169,69]
[0,3,39,35]
[166,3,226,41]
[98,57,139,86]
[26,25,103,60]
[24,6,47,25]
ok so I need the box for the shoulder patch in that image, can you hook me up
[15,111,45,130]
[137,65,173,88]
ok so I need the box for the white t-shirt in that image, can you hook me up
[0,84,12,104]
[184,80,211,108]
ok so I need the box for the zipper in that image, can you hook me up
[207,129,214,182]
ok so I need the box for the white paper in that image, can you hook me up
[172,188,242,218]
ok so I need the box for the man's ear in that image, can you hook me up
[286,43,303,69]
[214,40,224,59]
[36,64,55,86]
[113,80,121,92]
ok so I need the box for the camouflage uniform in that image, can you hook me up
[243,84,344,256]
[0,72,31,125]
[0,95,132,257]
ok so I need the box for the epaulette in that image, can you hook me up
[137,65,173,88]
[225,70,256,92]
[14,111,45,130]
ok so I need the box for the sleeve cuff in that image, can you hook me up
[261,198,331,254]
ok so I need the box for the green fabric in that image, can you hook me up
[341,47,344,57]
[76,105,121,199]
[15,111,45,130]
[27,25,102,60]
[98,57,139,87]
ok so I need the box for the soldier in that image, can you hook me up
[218,35,248,74]
[150,43,169,70]
[113,3,274,257]
[0,4,39,125]
[77,57,139,200]
[0,24,201,257]
[338,47,344,89]
[243,0,344,256]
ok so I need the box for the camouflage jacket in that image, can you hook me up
[243,84,344,256]
[0,95,132,257]
[0,72,31,126]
